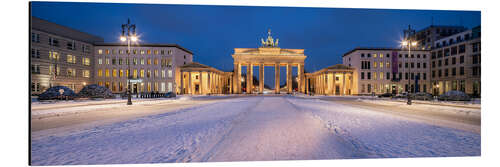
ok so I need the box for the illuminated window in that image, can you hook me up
[98,58,102,65]
[49,51,59,61]
[112,69,117,77]
[133,50,137,54]
[67,68,76,77]
[97,69,102,77]
[147,50,151,54]
[154,59,158,65]
[83,57,90,66]
[379,53,383,58]
[140,50,145,54]
[373,62,377,68]
[133,69,138,78]
[386,62,390,68]
[168,50,172,55]
[379,62,383,68]
[106,50,110,54]
[119,69,123,77]
[168,70,173,78]
[154,70,159,78]
[154,50,159,55]
[67,55,76,64]
[162,70,166,78]
[83,70,90,78]
[98,49,103,54]
[380,72,383,79]
[140,69,145,78]
[106,58,110,65]
[141,59,144,65]
[105,69,110,77]
[147,58,151,65]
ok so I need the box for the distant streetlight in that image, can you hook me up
[401,25,417,105]
[121,18,138,105]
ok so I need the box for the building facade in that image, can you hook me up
[430,26,481,97]
[343,48,431,95]
[305,64,358,95]
[179,62,233,95]
[411,25,467,50]
[30,17,193,95]
[31,17,104,94]
[93,44,193,94]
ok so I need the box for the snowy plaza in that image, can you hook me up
[30,95,480,165]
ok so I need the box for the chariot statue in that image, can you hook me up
[261,29,279,47]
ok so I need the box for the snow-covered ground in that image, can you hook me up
[31,96,480,165]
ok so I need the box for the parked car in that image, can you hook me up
[378,93,392,98]
[164,92,176,98]
[394,92,410,98]
[413,92,433,101]
[438,90,470,101]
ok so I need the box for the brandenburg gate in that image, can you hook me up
[232,30,307,94]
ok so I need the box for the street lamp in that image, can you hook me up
[121,18,138,105]
[401,25,417,105]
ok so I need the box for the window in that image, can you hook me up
[98,58,102,65]
[451,46,457,55]
[83,70,90,78]
[98,69,103,77]
[411,62,414,68]
[423,63,427,68]
[373,62,377,68]
[405,72,409,80]
[459,44,466,53]
[405,63,408,68]
[473,43,480,52]
[105,50,110,54]
[113,69,117,77]
[379,62,383,68]
[417,63,420,68]
[147,50,151,54]
[367,72,371,80]
[423,73,427,80]
[161,50,165,55]
[432,71,435,78]
[431,52,436,59]
[162,70,166,78]
[106,58,110,65]
[147,70,151,78]
[452,68,457,76]
[83,57,90,66]
[67,55,76,64]
[112,59,116,65]
[432,61,436,68]
[98,49,103,54]
[31,64,40,74]
[119,69,124,77]
[154,50,159,55]
[361,72,365,80]
[147,58,151,65]
[67,40,75,50]
[67,68,76,77]
[168,70,173,78]
[141,59,145,65]
[472,54,480,64]
[48,37,59,46]
[379,72,383,80]
[386,62,390,68]
[444,69,449,77]
[460,67,465,75]
[472,67,480,76]
[31,49,40,58]
[460,56,465,64]
[445,59,449,66]
[31,33,40,43]
[154,59,159,65]
[437,50,443,58]
[438,60,442,67]
[140,69,145,78]
[105,69,110,77]
[168,82,173,92]
[168,50,173,55]
[386,72,390,80]
[49,51,60,61]
[444,48,450,57]
[423,54,427,59]
[373,72,377,80]
[140,50,145,54]
[438,70,442,77]
[118,58,123,65]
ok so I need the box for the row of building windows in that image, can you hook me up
[97,49,173,55]
[98,81,173,93]
[44,50,91,66]
[97,69,173,79]
[360,83,427,94]
[360,53,427,59]
[431,44,466,59]
[431,56,465,68]
[32,32,91,53]
[431,67,468,78]
[31,64,90,78]
[360,72,427,81]
[97,58,173,67]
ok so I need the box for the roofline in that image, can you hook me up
[415,25,467,33]
[94,43,194,55]
[342,47,430,57]
[31,16,104,43]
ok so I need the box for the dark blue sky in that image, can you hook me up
[31,2,480,87]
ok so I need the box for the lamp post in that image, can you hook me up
[402,25,417,105]
[121,19,138,105]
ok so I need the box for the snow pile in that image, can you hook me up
[38,86,77,100]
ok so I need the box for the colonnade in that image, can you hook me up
[233,62,305,94]
[180,70,232,95]
[307,71,354,95]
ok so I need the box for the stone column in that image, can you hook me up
[247,64,253,94]
[286,63,292,94]
[342,72,346,96]
[233,63,241,94]
[298,64,305,93]
[199,72,204,94]
[259,64,264,94]
[188,71,192,94]
[275,63,280,94]
[182,71,184,94]
[333,72,336,95]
